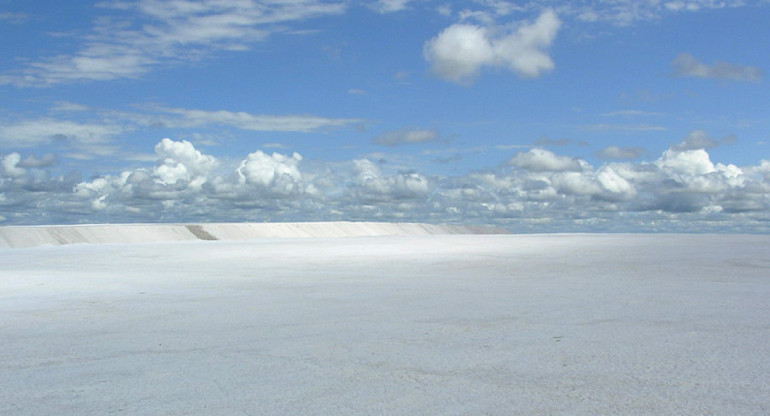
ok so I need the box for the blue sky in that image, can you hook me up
[1,0,769,232]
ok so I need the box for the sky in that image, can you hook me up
[1,0,769,232]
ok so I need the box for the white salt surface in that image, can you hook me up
[2,234,769,415]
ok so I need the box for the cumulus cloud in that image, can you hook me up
[424,24,494,83]
[353,159,430,203]
[154,138,219,188]
[1,153,26,178]
[3,133,770,232]
[424,9,561,84]
[373,128,440,146]
[657,148,719,177]
[673,53,763,82]
[596,166,636,197]
[70,139,313,219]
[237,151,304,196]
[454,130,767,225]
[72,139,221,213]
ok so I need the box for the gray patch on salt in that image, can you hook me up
[185,225,218,241]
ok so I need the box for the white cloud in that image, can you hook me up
[237,151,304,195]
[492,9,561,77]
[510,148,583,172]
[353,159,429,202]
[154,138,219,189]
[673,53,763,82]
[650,148,748,202]
[657,148,717,177]
[52,102,91,112]
[73,139,222,212]
[551,171,602,196]
[596,166,636,197]
[0,118,123,151]
[373,128,440,146]
[1,153,26,178]
[155,107,362,133]
[424,24,495,84]
[1,0,347,86]
[424,9,561,84]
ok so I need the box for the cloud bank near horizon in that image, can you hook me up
[2,133,769,232]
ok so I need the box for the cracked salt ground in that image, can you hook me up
[1,233,769,415]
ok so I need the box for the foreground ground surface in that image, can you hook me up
[1,234,769,415]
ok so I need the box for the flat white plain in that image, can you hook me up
[2,234,769,415]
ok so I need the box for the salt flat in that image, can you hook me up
[1,234,769,415]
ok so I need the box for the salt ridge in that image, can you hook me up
[0,222,508,248]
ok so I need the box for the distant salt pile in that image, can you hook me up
[0,222,508,249]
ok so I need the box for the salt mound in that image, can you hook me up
[0,222,508,248]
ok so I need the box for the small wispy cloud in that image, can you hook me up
[458,0,752,28]
[597,146,645,160]
[372,0,413,13]
[566,0,749,26]
[585,124,668,132]
[0,12,29,24]
[0,103,362,161]
[373,128,441,146]
[672,130,736,151]
[673,53,763,82]
[1,0,347,87]
[155,107,363,133]
[602,110,663,117]
[0,118,123,149]
[262,143,290,149]
[533,137,572,147]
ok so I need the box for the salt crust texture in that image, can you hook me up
[1,233,769,415]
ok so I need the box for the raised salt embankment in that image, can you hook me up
[0,222,507,248]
